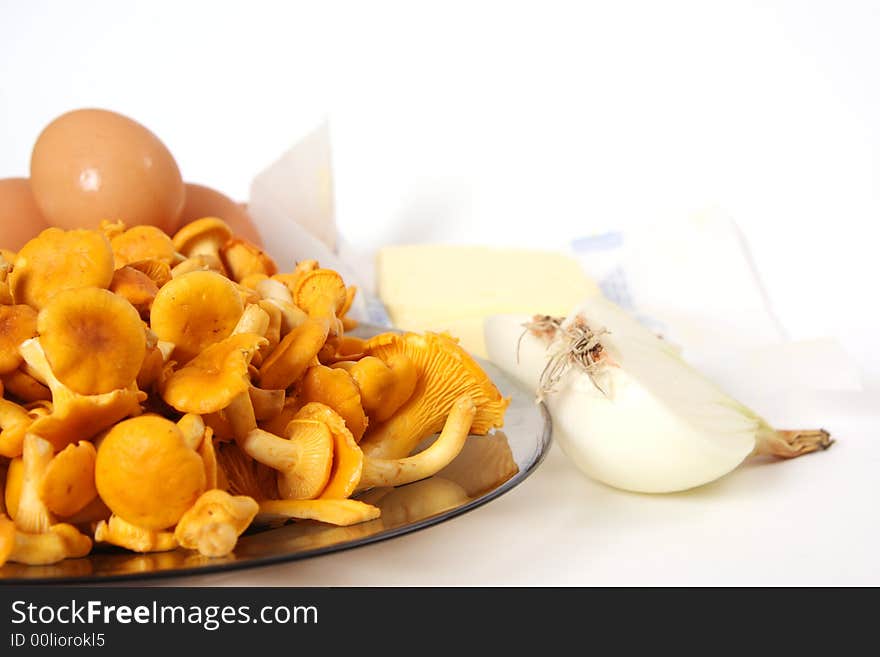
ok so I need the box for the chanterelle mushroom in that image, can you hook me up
[0,516,92,566]
[240,419,333,500]
[110,266,160,318]
[9,228,115,310]
[37,287,146,395]
[299,365,368,442]
[172,217,233,260]
[259,317,330,390]
[254,278,307,335]
[95,415,206,530]
[295,403,363,499]
[14,433,55,534]
[255,498,381,527]
[161,333,267,415]
[220,238,277,283]
[1,369,50,403]
[150,270,244,363]
[0,398,40,458]
[127,258,172,290]
[0,515,13,565]
[4,459,22,518]
[291,268,346,336]
[332,353,417,423]
[359,332,509,459]
[110,225,176,267]
[18,338,144,451]
[95,514,177,553]
[320,335,367,364]
[232,303,270,338]
[174,489,258,558]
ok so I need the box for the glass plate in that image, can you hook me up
[0,326,551,583]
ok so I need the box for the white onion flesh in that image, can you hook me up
[484,297,774,493]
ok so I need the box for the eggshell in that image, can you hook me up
[178,183,262,246]
[30,109,184,232]
[0,178,52,251]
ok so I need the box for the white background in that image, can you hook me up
[1,1,878,585]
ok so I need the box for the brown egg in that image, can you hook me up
[0,178,52,250]
[179,183,262,246]
[30,109,184,232]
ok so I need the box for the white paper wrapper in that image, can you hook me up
[570,209,862,395]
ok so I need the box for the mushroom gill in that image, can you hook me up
[358,332,509,459]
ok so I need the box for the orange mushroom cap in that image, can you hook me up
[150,270,244,363]
[220,238,278,283]
[333,353,417,423]
[1,369,50,404]
[299,365,368,442]
[110,225,176,268]
[172,217,233,258]
[258,318,330,390]
[95,415,206,530]
[0,305,37,375]
[162,333,267,414]
[9,228,114,310]
[110,266,159,317]
[39,441,98,518]
[37,287,146,395]
[0,398,38,458]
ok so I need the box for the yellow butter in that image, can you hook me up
[377,245,599,356]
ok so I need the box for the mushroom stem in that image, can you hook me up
[15,433,55,534]
[233,303,270,337]
[240,420,333,500]
[358,395,476,490]
[256,279,308,334]
[177,414,207,450]
[227,391,258,442]
[248,386,284,421]
[239,429,301,471]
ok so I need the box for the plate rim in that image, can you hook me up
[0,404,551,585]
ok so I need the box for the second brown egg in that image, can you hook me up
[178,183,262,246]
[0,178,51,251]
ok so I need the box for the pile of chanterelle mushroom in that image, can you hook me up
[0,218,509,564]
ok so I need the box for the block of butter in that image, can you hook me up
[377,245,600,356]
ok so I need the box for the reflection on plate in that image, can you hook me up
[0,328,551,583]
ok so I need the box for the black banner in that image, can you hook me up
[0,586,859,652]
